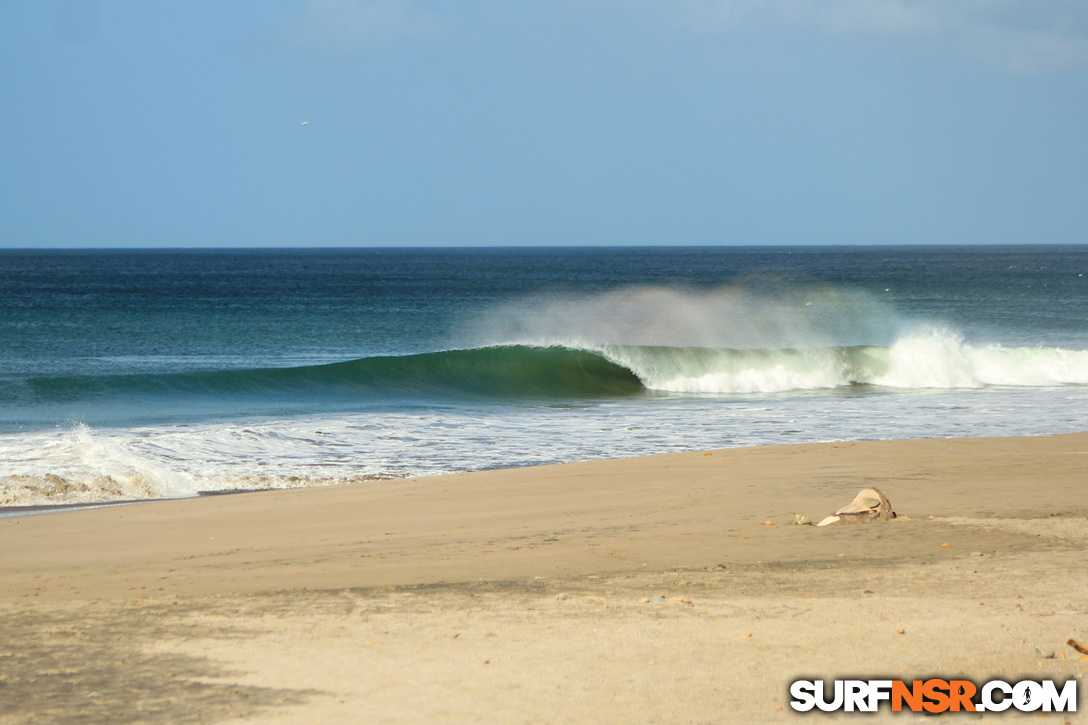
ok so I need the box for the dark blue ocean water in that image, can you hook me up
[2,246,1086,506]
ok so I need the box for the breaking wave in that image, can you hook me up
[10,333,1088,407]
[4,331,1087,508]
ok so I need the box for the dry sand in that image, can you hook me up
[1,433,1087,723]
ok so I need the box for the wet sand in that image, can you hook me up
[1,434,1086,723]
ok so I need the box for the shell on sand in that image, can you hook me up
[816,487,896,526]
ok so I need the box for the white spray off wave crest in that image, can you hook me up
[461,280,906,351]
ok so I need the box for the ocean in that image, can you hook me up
[2,246,1086,508]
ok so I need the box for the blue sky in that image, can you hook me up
[2,1,1087,248]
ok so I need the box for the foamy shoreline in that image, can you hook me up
[2,433,1086,723]
[0,489,247,519]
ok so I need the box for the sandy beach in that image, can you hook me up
[2,433,1087,723]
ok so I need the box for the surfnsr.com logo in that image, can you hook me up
[789,678,1078,714]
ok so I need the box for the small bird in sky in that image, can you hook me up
[301,121,308,126]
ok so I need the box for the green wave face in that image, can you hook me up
[323,346,647,397]
[20,346,647,404]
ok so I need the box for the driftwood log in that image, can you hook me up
[816,487,896,526]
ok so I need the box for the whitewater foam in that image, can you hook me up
[589,330,1088,395]
[0,424,198,506]
[598,345,857,394]
[3,382,1087,507]
[873,329,1088,390]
